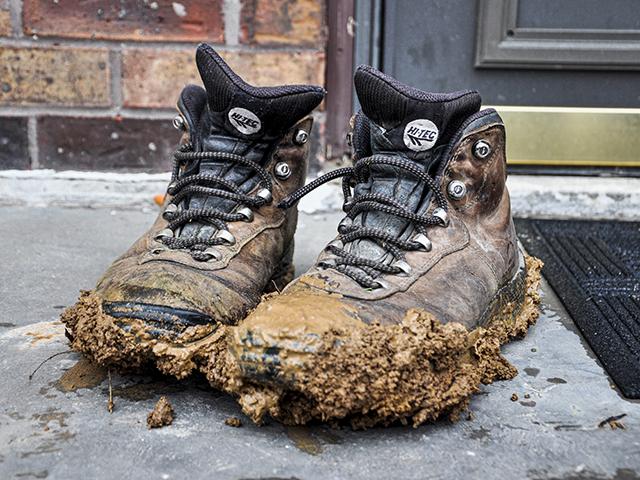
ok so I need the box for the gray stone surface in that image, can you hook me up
[1,207,639,480]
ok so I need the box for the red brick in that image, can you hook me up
[241,0,325,46]
[0,47,110,106]
[0,8,10,37]
[37,116,180,172]
[23,0,224,42]
[0,117,30,169]
[122,48,325,109]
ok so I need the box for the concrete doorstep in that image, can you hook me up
[1,169,639,219]
[0,208,639,480]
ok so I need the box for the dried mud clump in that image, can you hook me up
[60,291,224,379]
[209,256,543,429]
[147,396,174,428]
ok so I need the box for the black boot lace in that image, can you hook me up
[279,155,448,288]
[157,143,273,262]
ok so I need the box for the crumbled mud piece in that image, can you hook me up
[206,256,544,428]
[147,396,174,428]
[225,416,242,427]
[524,393,530,399]
[510,393,519,402]
[598,413,626,430]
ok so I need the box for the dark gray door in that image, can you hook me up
[354,0,640,170]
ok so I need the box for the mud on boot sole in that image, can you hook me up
[216,255,543,428]
[61,291,227,379]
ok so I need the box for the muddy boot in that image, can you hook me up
[219,66,543,427]
[61,44,325,379]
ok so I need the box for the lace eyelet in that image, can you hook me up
[203,247,222,261]
[412,233,432,251]
[392,260,412,276]
[163,203,178,219]
[256,188,273,204]
[155,228,174,241]
[216,229,236,245]
[237,206,254,222]
[432,207,449,227]
[372,279,389,290]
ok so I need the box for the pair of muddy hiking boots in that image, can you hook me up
[62,44,542,428]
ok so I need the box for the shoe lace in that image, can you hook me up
[157,143,273,262]
[279,154,448,289]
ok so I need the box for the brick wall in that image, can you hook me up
[0,0,327,173]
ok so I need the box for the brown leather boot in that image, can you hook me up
[61,44,325,378]
[217,66,542,427]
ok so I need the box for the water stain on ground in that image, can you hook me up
[468,426,491,440]
[54,358,107,392]
[15,471,48,479]
[0,322,16,328]
[520,401,537,407]
[286,426,323,455]
[524,367,540,377]
[547,377,567,384]
[528,467,640,479]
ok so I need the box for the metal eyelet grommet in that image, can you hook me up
[326,239,344,250]
[319,258,336,269]
[473,140,492,159]
[392,260,412,276]
[216,229,236,245]
[162,203,178,219]
[172,115,186,131]
[256,188,273,204]
[237,206,254,222]
[432,207,449,227]
[203,247,222,261]
[274,162,292,180]
[294,129,309,145]
[412,233,432,251]
[154,228,174,241]
[447,180,467,200]
[372,279,389,290]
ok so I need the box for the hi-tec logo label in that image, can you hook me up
[228,107,261,135]
[403,119,439,152]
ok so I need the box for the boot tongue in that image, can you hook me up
[354,65,481,162]
[340,67,481,284]
[178,44,324,242]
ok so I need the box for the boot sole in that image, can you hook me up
[217,252,543,427]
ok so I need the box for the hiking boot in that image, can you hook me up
[61,44,325,378]
[218,66,542,427]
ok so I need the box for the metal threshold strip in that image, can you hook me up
[488,106,640,167]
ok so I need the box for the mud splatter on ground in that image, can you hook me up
[147,396,174,429]
[54,358,107,392]
[206,256,543,429]
[224,416,242,427]
[598,414,627,430]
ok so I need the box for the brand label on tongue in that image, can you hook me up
[228,107,261,135]
[403,119,439,152]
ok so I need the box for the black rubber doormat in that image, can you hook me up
[516,218,640,398]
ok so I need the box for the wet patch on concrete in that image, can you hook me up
[520,401,537,407]
[547,377,568,384]
[0,322,16,328]
[286,426,323,456]
[524,367,540,377]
